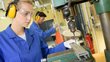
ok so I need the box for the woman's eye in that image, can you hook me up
[24,12,29,16]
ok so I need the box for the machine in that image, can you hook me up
[47,18,94,62]
[47,43,94,62]
[46,0,95,62]
[49,0,110,62]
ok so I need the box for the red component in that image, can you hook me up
[85,33,95,54]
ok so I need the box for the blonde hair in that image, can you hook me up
[16,0,33,10]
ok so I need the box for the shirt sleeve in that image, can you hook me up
[41,27,56,39]
[0,48,4,62]
[40,38,66,58]
[30,21,56,39]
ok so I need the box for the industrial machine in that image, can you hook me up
[47,17,95,62]
[49,0,110,62]
[46,0,95,62]
[47,43,94,62]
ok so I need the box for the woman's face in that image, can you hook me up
[15,2,33,27]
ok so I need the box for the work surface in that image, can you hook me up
[92,52,106,62]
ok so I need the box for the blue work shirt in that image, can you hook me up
[30,22,56,39]
[0,25,66,62]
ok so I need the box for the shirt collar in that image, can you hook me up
[5,25,17,38]
[5,24,34,38]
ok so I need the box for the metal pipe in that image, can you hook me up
[94,0,110,52]
[99,13,110,52]
[94,0,110,61]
